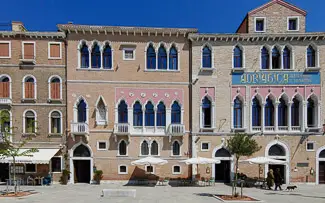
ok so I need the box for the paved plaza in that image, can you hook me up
[1,183,325,203]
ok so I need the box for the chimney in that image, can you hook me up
[11,21,27,32]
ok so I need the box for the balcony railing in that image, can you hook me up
[168,124,185,136]
[264,126,275,131]
[291,126,301,131]
[70,122,89,135]
[114,123,130,135]
[278,126,289,131]
[252,126,262,131]
[0,98,12,105]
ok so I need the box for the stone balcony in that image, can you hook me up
[0,98,12,105]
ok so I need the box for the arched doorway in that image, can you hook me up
[265,141,289,184]
[70,142,93,184]
[213,147,233,183]
[316,147,325,184]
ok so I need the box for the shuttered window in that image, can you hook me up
[24,77,35,99]
[0,43,10,57]
[0,77,9,98]
[23,43,35,59]
[49,43,61,58]
[50,78,60,99]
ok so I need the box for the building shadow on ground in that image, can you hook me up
[265,192,325,200]
[123,166,157,187]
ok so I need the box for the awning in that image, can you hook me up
[0,148,60,164]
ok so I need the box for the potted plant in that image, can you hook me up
[60,169,70,185]
[93,170,103,184]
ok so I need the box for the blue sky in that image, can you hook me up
[1,0,324,33]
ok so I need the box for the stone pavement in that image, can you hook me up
[1,183,325,203]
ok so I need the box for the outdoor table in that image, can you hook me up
[34,177,44,186]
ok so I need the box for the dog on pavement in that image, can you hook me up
[286,186,297,191]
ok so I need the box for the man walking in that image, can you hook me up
[274,168,283,191]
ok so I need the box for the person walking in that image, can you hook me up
[274,168,283,191]
[266,169,274,190]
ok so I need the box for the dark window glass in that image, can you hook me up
[233,46,242,68]
[133,102,143,126]
[202,46,212,68]
[147,44,156,69]
[51,157,62,172]
[118,100,128,123]
[158,46,167,70]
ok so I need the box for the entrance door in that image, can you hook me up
[0,163,9,182]
[319,161,325,184]
[74,160,91,183]
[269,164,285,184]
[215,161,231,183]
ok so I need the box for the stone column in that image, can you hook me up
[288,102,292,131]
[275,102,279,131]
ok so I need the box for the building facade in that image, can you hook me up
[58,24,196,183]
[190,0,325,184]
[0,22,66,182]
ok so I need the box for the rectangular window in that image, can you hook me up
[201,142,210,151]
[306,141,315,151]
[255,18,265,32]
[0,41,10,58]
[288,17,299,31]
[118,165,128,174]
[97,141,107,150]
[51,157,62,172]
[123,49,135,60]
[23,42,35,59]
[25,164,36,173]
[51,117,61,134]
[10,165,24,174]
[26,117,35,133]
[24,82,35,99]
[51,82,60,99]
[146,165,154,174]
[48,42,61,59]
[0,81,10,98]
[173,165,181,174]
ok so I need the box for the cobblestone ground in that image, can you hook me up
[1,183,325,203]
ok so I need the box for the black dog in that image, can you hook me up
[286,186,297,191]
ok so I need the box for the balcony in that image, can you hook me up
[70,122,89,135]
[114,123,130,135]
[264,126,275,131]
[19,55,36,65]
[0,98,12,105]
[168,124,185,141]
[291,126,301,131]
[252,126,262,132]
[278,126,289,131]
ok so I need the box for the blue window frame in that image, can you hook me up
[272,47,280,69]
[145,101,154,126]
[169,46,178,70]
[118,100,128,123]
[147,44,156,69]
[307,98,315,127]
[261,47,269,69]
[202,46,212,68]
[91,43,101,68]
[265,97,274,126]
[80,44,89,68]
[77,100,87,123]
[307,45,316,67]
[252,97,261,127]
[103,45,112,69]
[156,102,166,127]
[133,102,143,126]
[202,97,212,128]
[291,98,300,126]
[233,97,242,128]
[171,101,181,124]
[278,98,288,126]
[158,46,167,70]
[233,46,242,68]
[283,47,291,69]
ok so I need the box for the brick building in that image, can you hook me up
[0,22,66,182]
[189,0,325,184]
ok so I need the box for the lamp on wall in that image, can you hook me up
[310,167,314,176]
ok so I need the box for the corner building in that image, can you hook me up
[59,24,197,183]
[190,0,325,184]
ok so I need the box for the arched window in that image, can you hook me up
[283,46,291,69]
[233,46,242,68]
[50,111,61,134]
[158,45,167,70]
[268,144,285,156]
[96,98,106,125]
[0,110,10,133]
[172,141,180,156]
[24,76,36,99]
[169,46,178,70]
[0,76,10,98]
[103,44,112,69]
[49,77,61,100]
[25,110,36,133]
[233,97,242,128]
[145,101,154,126]
[118,100,128,123]
[215,148,231,157]
[80,43,89,68]
[202,46,212,68]
[291,97,300,127]
[91,43,101,68]
[278,98,288,127]
[133,101,143,126]
[147,44,156,70]
[77,100,87,123]
[73,145,91,157]
[252,97,261,127]
[272,47,281,69]
[307,97,316,127]
[119,140,127,156]
[261,47,269,69]
[265,97,274,126]
[151,140,158,155]
[141,140,149,155]
[156,102,166,127]
[171,101,181,124]
[307,45,316,67]
[202,97,212,128]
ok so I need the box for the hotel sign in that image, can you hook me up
[232,72,320,85]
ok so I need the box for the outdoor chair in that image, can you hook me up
[26,176,35,186]
[208,177,215,186]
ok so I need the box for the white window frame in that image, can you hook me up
[232,44,245,69]
[172,165,181,175]
[95,96,108,126]
[200,43,215,70]
[287,16,300,31]
[48,109,63,135]
[22,41,36,59]
[97,140,108,151]
[22,74,37,100]
[48,42,62,59]
[200,96,215,129]
[77,40,90,69]
[25,163,37,173]
[254,17,266,33]
[118,165,128,175]
[48,75,62,101]
[0,74,12,99]
[305,43,320,69]
[50,156,63,173]
[73,96,89,124]
[123,48,135,61]
[306,141,315,152]
[23,109,37,134]
[201,142,211,152]
[118,139,128,156]
[0,41,11,59]
[145,165,155,174]
[150,140,160,156]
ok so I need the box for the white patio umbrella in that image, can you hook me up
[180,157,220,176]
[131,157,168,174]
